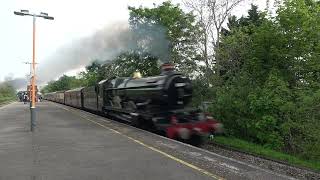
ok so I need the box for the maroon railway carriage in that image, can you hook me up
[64,87,83,108]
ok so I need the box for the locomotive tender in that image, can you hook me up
[44,64,223,145]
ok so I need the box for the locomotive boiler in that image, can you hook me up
[101,64,192,113]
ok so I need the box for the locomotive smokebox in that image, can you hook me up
[160,63,192,106]
[164,73,192,107]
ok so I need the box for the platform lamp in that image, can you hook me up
[23,61,38,108]
[14,10,54,132]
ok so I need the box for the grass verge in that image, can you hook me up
[211,136,320,172]
[0,97,15,105]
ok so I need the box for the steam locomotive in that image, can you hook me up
[44,64,223,145]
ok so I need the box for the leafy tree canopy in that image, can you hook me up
[128,1,201,74]
[210,0,320,160]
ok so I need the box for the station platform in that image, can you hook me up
[0,102,295,180]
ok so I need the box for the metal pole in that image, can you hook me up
[15,10,54,132]
[30,15,36,132]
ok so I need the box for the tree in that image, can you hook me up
[111,52,160,77]
[128,1,201,74]
[79,60,105,86]
[41,51,162,93]
[183,0,244,75]
[210,0,320,160]
[0,82,16,102]
[277,0,320,89]
[41,75,82,93]
[275,0,320,159]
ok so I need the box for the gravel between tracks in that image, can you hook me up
[202,142,320,180]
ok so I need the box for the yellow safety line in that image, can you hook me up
[56,103,224,180]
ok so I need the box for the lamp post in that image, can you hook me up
[23,61,38,78]
[23,61,38,108]
[14,10,54,132]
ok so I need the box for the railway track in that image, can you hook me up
[202,141,320,180]
[106,112,320,179]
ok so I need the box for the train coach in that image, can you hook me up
[64,87,83,108]
[44,63,223,145]
[44,92,56,102]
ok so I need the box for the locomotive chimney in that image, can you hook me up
[160,63,175,75]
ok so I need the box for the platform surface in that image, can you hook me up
[0,102,295,180]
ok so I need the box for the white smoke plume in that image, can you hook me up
[5,78,28,90]
[1,74,28,90]
[37,21,170,83]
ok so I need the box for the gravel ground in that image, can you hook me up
[202,143,320,180]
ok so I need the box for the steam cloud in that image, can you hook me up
[0,74,28,90]
[5,78,28,90]
[37,21,170,84]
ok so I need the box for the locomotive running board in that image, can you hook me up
[108,112,132,123]
[104,106,133,114]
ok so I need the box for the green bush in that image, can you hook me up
[0,83,16,103]
[208,0,320,161]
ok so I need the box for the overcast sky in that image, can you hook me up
[0,0,266,84]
